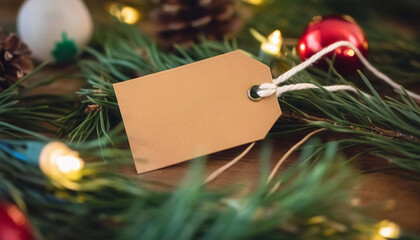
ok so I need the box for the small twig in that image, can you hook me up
[203,142,256,185]
[280,111,335,125]
[281,111,420,143]
[267,128,326,184]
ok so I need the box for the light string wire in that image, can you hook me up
[256,40,420,101]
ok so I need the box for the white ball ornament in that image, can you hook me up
[17,0,93,64]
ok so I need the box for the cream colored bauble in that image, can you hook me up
[17,0,93,64]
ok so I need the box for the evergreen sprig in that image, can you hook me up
[1,140,406,240]
[270,52,420,172]
[0,62,73,139]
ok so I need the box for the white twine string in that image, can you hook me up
[256,40,420,101]
[258,83,368,98]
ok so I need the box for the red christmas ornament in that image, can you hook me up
[0,202,35,240]
[298,15,368,73]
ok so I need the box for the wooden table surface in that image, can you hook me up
[1,2,420,235]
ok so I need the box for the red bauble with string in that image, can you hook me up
[298,15,368,74]
[0,202,35,240]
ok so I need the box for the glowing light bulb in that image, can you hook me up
[39,142,84,181]
[268,30,281,44]
[243,0,264,5]
[260,30,283,56]
[120,7,140,24]
[109,3,141,25]
[299,43,306,52]
[344,49,355,57]
[378,220,400,239]
[56,156,83,173]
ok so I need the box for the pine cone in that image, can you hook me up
[150,0,242,48]
[0,28,34,91]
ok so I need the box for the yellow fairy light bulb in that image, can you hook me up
[109,3,141,25]
[55,156,83,173]
[260,30,283,56]
[243,0,264,5]
[378,220,401,239]
[120,6,140,24]
[39,142,84,181]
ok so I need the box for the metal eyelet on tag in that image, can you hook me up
[247,85,262,102]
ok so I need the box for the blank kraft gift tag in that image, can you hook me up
[114,50,281,174]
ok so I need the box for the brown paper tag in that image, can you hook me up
[114,50,281,174]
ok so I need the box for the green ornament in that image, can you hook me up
[51,32,78,64]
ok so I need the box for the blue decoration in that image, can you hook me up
[0,140,47,166]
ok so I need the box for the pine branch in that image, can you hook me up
[0,62,74,138]
[2,140,411,239]
[281,111,420,142]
